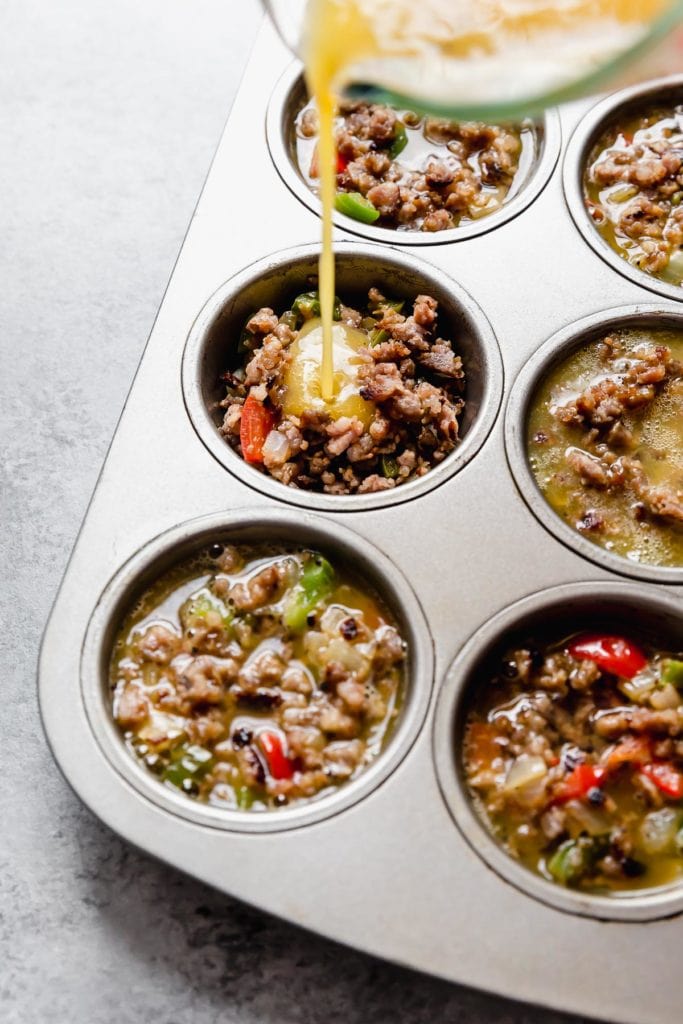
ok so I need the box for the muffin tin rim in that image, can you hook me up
[432,579,683,922]
[36,24,683,1018]
[563,73,683,303]
[265,60,563,247]
[181,240,504,512]
[505,301,683,585]
[79,507,435,833]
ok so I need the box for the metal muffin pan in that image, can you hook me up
[39,18,683,1024]
[564,74,683,302]
[81,508,434,832]
[182,240,503,511]
[434,580,683,922]
[506,302,683,585]
[267,62,562,246]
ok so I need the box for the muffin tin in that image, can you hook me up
[38,18,682,1024]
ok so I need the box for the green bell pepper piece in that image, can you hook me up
[236,786,254,810]
[662,659,683,687]
[388,121,408,159]
[368,294,404,316]
[180,586,233,630]
[369,328,389,346]
[380,455,400,479]
[547,838,595,886]
[547,840,586,885]
[163,744,215,790]
[279,310,299,331]
[335,191,380,224]
[238,326,255,355]
[547,835,615,886]
[292,290,320,320]
[291,290,341,325]
[237,310,264,354]
[284,555,335,631]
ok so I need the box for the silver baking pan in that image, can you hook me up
[38,18,683,1024]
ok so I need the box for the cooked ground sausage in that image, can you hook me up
[296,98,528,232]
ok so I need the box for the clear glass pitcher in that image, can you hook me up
[263,0,683,119]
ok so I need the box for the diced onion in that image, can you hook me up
[138,714,185,750]
[565,799,611,837]
[261,429,291,467]
[503,754,547,794]
[639,808,680,855]
[320,604,350,637]
[663,250,683,282]
[325,637,366,672]
[619,671,656,704]
[303,631,327,663]
[649,683,681,711]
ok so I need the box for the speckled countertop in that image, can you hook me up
[1,2,592,1021]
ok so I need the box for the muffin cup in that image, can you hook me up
[182,241,503,511]
[81,509,434,833]
[505,303,683,585]
[563,74,683,301]
[433,580,683,921]
[266,62,562,246]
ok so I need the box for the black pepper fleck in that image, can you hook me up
[232,726,253,749]
[340,617,358,640]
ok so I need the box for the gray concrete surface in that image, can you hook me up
[0,2,591,1022]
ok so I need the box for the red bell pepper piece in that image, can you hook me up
[554,763,607,803]
[641,762,683,800]
[258,730,294,781]
[240,394,275,464]
[309,146,348,179]
[568,634,647,679]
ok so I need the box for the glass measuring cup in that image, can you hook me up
[263,0,683,119]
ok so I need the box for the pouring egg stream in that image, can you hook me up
[300,0,379,405]
[299,0,670,411]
